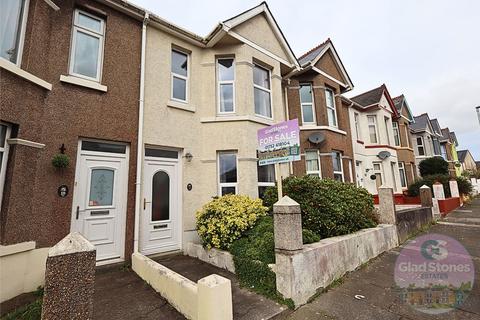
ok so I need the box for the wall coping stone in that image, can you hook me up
[48,232,95,257]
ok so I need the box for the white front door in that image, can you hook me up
[140,149,181,255]
[71,140,129,264]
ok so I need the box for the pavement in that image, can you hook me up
[276,197,480,320]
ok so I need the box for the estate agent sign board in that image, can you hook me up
[257,119,300,166]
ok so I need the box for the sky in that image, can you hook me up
[130,0,480,159]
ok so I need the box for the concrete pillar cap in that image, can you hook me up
[48,232,95,257]
[273,196,300,214]
[420,185,430,189]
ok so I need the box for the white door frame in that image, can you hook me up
[70,139,129,265]
[140,147,182,255]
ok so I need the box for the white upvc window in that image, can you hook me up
[373,162,383,190]
[384,117,391,145]
[253,64,272,118]
[171,48,189,102]
[305,150,321,177]
[367,115,378,144]
[69,10,105,82]
[218,151,237,196]
[354,112,361,140]
[441,144,447,160]
[257,163,275,199]
[398,162,407,188]
[392,122,401,146]
[0,123,12,212]
[299,83,316,125]
[325,88,338,127]
[0,0,29,65]
[390,162,398,192]
[217,57,235,113]
[416,136,425,156]
[332,151,344,182]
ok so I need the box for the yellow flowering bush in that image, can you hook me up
[196,194,268,250]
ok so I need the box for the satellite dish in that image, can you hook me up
[308,132,325,145]
[377,151,391,160]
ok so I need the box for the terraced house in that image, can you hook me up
[410,113,443,174]
[139,2,299,255]
[286,39,355,182]
[0,0,143,302]
[345,84,403,195]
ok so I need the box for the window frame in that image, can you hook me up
[367,115,378,144]
[217,57,235,114]
[299,83,316,125]
[390,162,398,192]
[325,87,338,128]
[305,150,321,177]
[68,9,106,82]
[416,136,425,156]
[171,48,190,103]
[257,163,275,199]
[373,162,383,189]
[253,63,272,119]
[354,112,361,140]
[384,116,391,145]
[332,151,344,182]
[440,144,447,160]
[392,121,401,146]
[0,123,12,212]
[398,162,407,188]
[217,151,238,196]
[1,0,30,65]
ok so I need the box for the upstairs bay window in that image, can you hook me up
[384,117,391,145]
[1,0,28,64]
[253,64,272,118]
[354,112,361,140]
[398,162,407,188]
[325,88,337,127]
[305,150,321,177]
[416,137,425,156]
[332,151,344,182]
[218,152,237,196]
[300,84,315,125]
[367,115,378,144]
[171,49,189,102]
[257,163,275,199]
[392,122,401,146]
[69,10,105,81]
[217,58,235,113]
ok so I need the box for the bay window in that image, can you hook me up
[367,115,378,143]
[69,10,105,81]
[398,162,407,188]
[217,58,235,113]
[253,64,272,118]
[354,112,361,140]
[416,137,425,156]
[0,0,28,64]
[392,122,401,146]
[332,151,344,182]
[218,152,237,196]
[305,150,321,177]
[257,163,275,199]
[325,88,337,127]
[171,49,189,102]
[300,84,315,125]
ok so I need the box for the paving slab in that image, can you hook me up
[154,254,287,320]
[93,265,185,320]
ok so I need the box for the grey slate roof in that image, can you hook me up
[450,132,459,146]
[457,150,468,163]
[392,95,404,112]
[298,40,329,65]
[350,85,384,107]
[440,128,451,142]
[430,119,442,136]
[410,114,430,132]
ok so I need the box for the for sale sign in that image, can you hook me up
[257,119,300,166]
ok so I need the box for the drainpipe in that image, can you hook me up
[134,12,149,253]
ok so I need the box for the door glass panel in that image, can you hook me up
[82,141,126,154]
[152,171,170,221]
[89,169,114,206]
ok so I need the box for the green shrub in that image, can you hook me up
[263,176,377,239]
[419,156,449,177]
[302,229,321,244]
[407,174,473,197]
[51,154,70,168]
[196,194,268,250]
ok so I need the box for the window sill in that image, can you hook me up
[0,58,52,90]
[200,115,275,126]
[299,125,347,135]
[167,100,195,112]
[60,75,107,92]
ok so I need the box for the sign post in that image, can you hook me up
[257,119,300,198]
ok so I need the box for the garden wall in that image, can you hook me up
[275,224,398,306]
[184,242,235,273]
[438,197,461,216]
[395,207,432,243]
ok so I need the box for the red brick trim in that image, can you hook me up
[356,140,364,144]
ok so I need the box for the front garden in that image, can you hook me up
[195,176,378,306]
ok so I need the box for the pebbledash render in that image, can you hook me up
[286,39,356,182]
[0,0,143,301]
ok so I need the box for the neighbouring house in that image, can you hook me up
[410,113,443,176]
[476,161,480,171]
[440,127,461,177]
[457,149,477,174]
[0,0,144,302]
[345,84,403,195]
[140,2,299,255]
[391,94,417,190]
[286,39,355,182]
[449,131,463,176]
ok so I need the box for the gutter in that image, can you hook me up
[134,12,149,253]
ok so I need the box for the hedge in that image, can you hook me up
[407,174,473,197]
